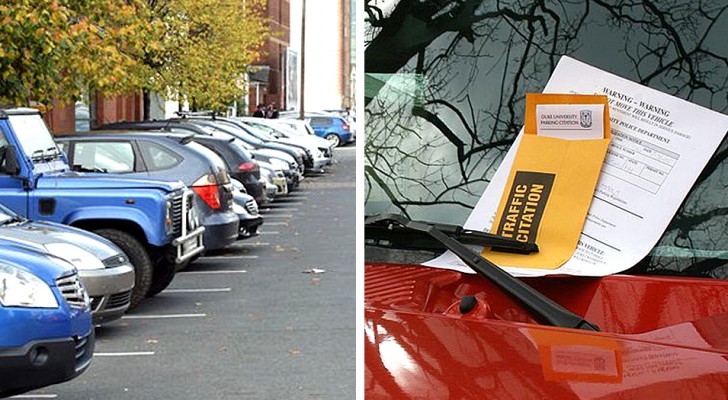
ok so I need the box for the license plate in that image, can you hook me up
[182,237,200,253]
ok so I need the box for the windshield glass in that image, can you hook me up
[364,1,728,278]
[240,122,276,141]
[0,204,15,224]
[199,120,264,146]
[8,114,61,162]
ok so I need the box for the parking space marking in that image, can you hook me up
[237,242,269,246]
[178,270,248,275]
[264,222,289,226]
[95,352,156,357]
[262,208,299,212]
[164,288,232,293]
[203,255,259,260]
[264,214,293,218]
[11,395,57,399]
[258,231,280,235]
[122,313,207,319]
[268,202,304,206]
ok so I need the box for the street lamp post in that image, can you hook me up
[299,0,306,120]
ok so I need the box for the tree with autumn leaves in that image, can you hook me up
[0,0,269,112]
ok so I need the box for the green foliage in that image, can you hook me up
[0,0,270,109]
[0,0,151,106]
[145,0,270,110]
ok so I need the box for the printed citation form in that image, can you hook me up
[425,56,728,277]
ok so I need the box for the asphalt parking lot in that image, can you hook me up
[21,145,356,400]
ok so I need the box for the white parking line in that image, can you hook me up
[95,352,155,357]
[264,222,289,226]
[164,288,232,293]
[122,314,207,319]
[11,395,57,399]
[203,255,259,260]
[285,196,308,201]
[263,208,299,212]
[258,231,280,235]
[269,202,304,206]
[178,270,248,275]
[264,214,293,218]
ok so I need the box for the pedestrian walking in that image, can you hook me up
[253,104,265,118]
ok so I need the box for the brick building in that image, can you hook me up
[248,0,291,114]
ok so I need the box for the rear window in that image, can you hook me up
[186,141,230,184]
[139,141,182,171]
[309,117,332,126]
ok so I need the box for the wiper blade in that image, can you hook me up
[365,214,600,332]
[30,149,44,162]
[366,215,538,254]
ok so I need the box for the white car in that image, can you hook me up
[239,117,333,170]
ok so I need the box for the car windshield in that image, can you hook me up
[0,204,17,225]
[239,122,277,141]
[8,114,61,163]
[364,1,728,278]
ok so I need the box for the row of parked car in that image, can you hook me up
[0,108,347,396]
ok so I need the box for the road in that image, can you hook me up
[27,146,356,400]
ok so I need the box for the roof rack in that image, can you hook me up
[175,110,226,119]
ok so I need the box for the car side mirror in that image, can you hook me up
[1,145,20,175]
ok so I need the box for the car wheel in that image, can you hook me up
[146,259,176,297]
[94,228,153,309]
[325,133,341,147]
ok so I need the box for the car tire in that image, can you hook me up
[325,133,341,147]
[146,260,176,297]
[94,228,153,309]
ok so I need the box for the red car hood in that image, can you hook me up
[365,263,728,399]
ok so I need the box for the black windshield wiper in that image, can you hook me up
[30,149,44,162]
[44,146,59,161]
[365,214,600,331]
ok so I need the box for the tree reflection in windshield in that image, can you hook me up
[365,0,728,277]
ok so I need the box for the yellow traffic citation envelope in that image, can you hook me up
[482,93,611,269]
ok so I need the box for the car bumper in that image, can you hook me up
[201,211,240,251]
[284,170,300,189]
[0,331,94,395]
[237,216,264,239]
[80,265,135,325]
[241,180,266,204]
[312,157,330,170]
[265,182,279,199]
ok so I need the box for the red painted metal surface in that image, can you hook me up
[365,263,728,399]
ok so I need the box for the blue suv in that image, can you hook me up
[306,116,353,147]
[0,247,94,396]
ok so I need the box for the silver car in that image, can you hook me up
[0,205,134,324]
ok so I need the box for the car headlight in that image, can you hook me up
[44,243,105,270]
[0,263,59,308]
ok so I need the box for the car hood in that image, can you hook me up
[0,245,76,284]
[365,263,728,399]
[38,172,185,192]
[252,149,295,164]
[0,220,121,261]
[275,137,319,153]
